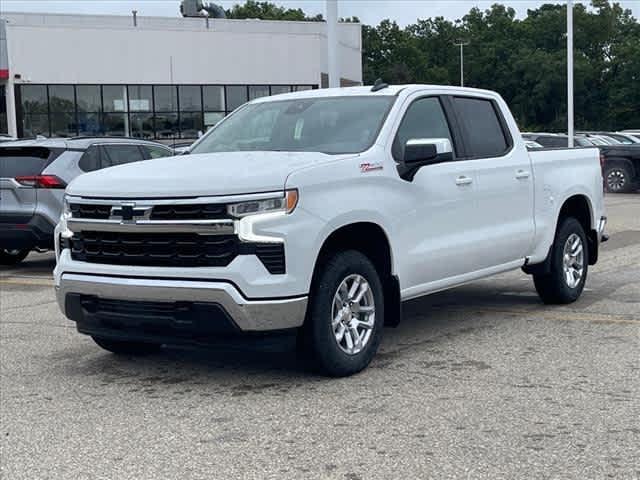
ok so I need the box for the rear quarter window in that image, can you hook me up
[0,147,52,177]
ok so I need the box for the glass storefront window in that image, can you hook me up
[179,112,203,139]
[154,112,179,139]
[0,86,7,134]
[48,85,75,113]
[16,84,318,139]
[226,86,248,112]
[154,86,178,112]
[270,85,291,96]
[178,86,202,112]
[76,85,102,113]
[102,85,128,112]
[249,85,270,101]
[103,113,127,136]
[50,112,76,137]
[77,113,103,137]
[20,85,48,114]
[130,113,154,139]
[128,86,153,112]
[203,86,225,111]
[22,114,50,137]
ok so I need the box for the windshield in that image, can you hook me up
[190,96,395,155]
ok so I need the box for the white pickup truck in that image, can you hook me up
[55,85,606,376]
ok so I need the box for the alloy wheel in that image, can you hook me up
[562,233,584,289]
[331,274,376,355]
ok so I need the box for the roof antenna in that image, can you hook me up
[371,78,389,92]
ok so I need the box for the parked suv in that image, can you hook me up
[0,137,172,265]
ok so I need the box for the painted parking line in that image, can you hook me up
[0,277,54,287]
[431,306,639,325]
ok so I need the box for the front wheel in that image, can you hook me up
[0,248,30,266]
[301,250,384,377]
[533,217,588,304]
[92,337,162,355]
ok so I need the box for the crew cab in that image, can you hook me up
[54,85,606,376]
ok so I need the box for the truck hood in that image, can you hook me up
[67,151,350,198]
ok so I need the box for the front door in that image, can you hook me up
[390,95,481,298]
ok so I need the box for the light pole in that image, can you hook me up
[454,40,469,87]
[567,0,574,147]
[326,0,339,88]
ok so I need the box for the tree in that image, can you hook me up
[225,0,322,21]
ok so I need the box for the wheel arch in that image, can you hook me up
[310,221,401,327]
[524,193,597,275]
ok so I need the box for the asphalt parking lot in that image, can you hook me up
[1,195,639,480]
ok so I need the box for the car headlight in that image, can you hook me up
[227,190,298,218]
[61,195,72,221]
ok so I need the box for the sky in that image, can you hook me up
[2,0,639,26]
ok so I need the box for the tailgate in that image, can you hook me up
[0,147,53,219]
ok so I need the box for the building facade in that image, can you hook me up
[0,12,362,140]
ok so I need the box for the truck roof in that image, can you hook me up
[1,137,167,150]
[252,84,501,103]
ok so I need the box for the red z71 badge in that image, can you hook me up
[360,162,384,173]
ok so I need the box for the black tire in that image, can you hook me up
[301,250,384,377]
[533,217,588,304]
[0,248,30,266]
[92,337,162,355]
[604,163,634,193]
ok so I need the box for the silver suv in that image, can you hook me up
[0,137,173,265]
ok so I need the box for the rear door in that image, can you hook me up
[0,147,53,220]
[449,96,534,267]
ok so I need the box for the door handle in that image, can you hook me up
[515,169,530,179]
[455,176,473,186]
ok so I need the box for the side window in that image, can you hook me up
[78,145,103,172]
[452,97,509,158]
[392,97,454,162]
[103,145,145,167]
[144,145,173,159]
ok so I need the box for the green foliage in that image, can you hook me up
[225,0,323,21]
[363,1,640,130]
[225,0,638,129]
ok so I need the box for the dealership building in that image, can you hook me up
[0,12,362,140]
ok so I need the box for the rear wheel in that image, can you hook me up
[604,163,633,193]
[533,217,588,304]
[0,248,30,266]
[92,337,162,355]
[301,250,384,377]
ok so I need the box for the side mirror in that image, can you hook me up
[399,138,454,181]
[403,138,453,164]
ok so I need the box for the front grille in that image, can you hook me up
[68,231,286,273]
[150,204,227,220]
[69,203,229,221]
[70,203,111,219]
[70,231,239,267]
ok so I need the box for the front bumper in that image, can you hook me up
[56,273,308,342]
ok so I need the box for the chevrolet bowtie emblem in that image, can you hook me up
[110,203,152,222]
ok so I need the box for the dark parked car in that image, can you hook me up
[523,133,640,193]
[0,137,173,265]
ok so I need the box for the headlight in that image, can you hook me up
[228,189,298,218]
[61,195,72,220]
